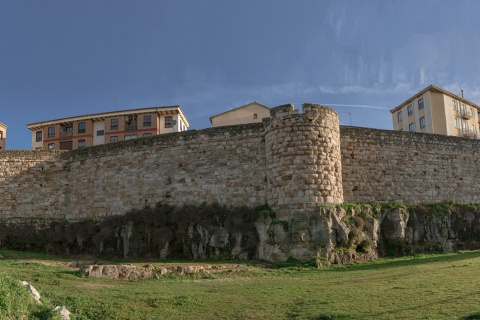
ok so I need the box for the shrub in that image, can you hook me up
[0,272,34,318]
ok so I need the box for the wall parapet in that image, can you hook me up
[63,122,265,162]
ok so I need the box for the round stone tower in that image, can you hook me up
[265,103,343,217]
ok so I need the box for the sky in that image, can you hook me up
[2,0,480,150]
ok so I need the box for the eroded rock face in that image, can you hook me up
[256,207,380,263]
[4,204,480,264]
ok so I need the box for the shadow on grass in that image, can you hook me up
[462,311,480,320]
[362,289,480,319]
[286,296,354,320]
[326,250,480,273]
[313,313,353,319]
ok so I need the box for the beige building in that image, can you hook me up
[210,102,270,127]
[27,106,189,151]
[391,85,480,139]
[0,122,7,150]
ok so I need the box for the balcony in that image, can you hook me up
[462,129,474,138]
[60,130,73,138]
[124,115,138,131]
[461,110,473,120]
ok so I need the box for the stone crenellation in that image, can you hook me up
[2,104,480,222]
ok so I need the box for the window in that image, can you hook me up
[419,116,425,128]
[143,133,152,137]
[453,101,458,110]
[409,123,414,132]
[48,126,55,138]
[125,135,137,140]
[461,104,466,114]
[96,130,104,136]
[253,113,258,119]
[0,131,3,139]
[473,125,478,139]
[36,131,42,142]
[165,116,173,128]
[397,111,403,122]
[48,143,54,151]
[78,122,86,134]
[110,136,118,143]
[143,115,152,127]
[407,105,413,116]
[418,98,424,110]
[78,140,85,149]
[471,108,475,118]
[455,118,461,129]
[110,118,118,130]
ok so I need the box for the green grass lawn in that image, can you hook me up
[1,250,480,319]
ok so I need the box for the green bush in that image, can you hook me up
[0,271,33,318]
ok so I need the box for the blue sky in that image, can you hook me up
[2,0,480,149]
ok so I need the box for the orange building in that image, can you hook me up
[27,106,189,150]
[210,102,270,127]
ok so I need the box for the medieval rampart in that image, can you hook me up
[341,126,480,203]
[1,104,480,222]
[0,151,67,219]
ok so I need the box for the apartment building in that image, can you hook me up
[0,122,7,150]
[27,106,189,151]
[391,85,480,139]
[210,102,270,127]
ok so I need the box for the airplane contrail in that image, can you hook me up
[320,103,390,110]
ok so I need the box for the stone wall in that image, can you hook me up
[340,126,480,204]
[0,151,67,219]
[0,126,267,221]
[62,124,267,220]
[3,105,480,224]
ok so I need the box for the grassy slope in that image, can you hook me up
[1,250,480,319]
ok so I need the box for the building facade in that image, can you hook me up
[0,122,7,150]
[391,85,480,139]
[27,106,189,150]
[210,102,270,127]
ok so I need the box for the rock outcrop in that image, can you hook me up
[20,281,41,305]
[80,264,249,280]
[3,203,480,264]
[19,280,71,319]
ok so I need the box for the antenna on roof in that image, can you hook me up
[345,112,352,126]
